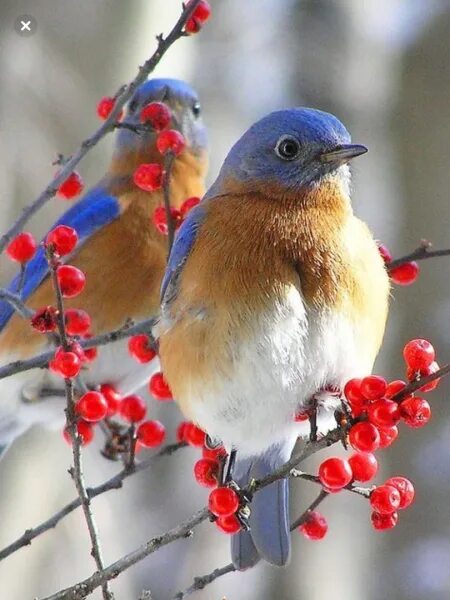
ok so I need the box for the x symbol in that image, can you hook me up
[20,20,31,31]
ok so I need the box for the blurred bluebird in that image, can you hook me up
[0,78,208,454]
[158,108,389,569]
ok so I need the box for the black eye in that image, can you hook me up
[192,101,201,117]
[275,135,301,161]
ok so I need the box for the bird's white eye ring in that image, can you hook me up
[275,135,301,161]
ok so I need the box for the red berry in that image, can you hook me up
[63,420,94,446]
[371,511,398,531]
[67,341,87,362]
[184,423,206,447]
[399,396,431,428]
[203,444,227,461]
[407,360,441,392]
[57,171,84,200]
[215,514,241,535]
[6,232,37,263]
[194,458,219,488]
[149,372,173,401]
[139,101,171,130]
[46,225,78,256]
[76,391,107,422]
[298,511,328,541]
[56,265,86,298]
[349,422,380,453]
[390,261,419,285]
[156,129,186,156]
[377,242,392,264]
[208,487,239,517]
[370,485,401,514]
[97,96,123,121]
[385,380,407,399]
[137,420,166,448]
[50,348,81,378]
[128,334,156,363]
[318,457,353,491]
[403,339,435,371]
[120,394,147,423]
[31,306,58,333]
[360,375,387,401]
[367,399,400,428]
[152,206,182,235]
[180,196,201,217]
[176,421,190,443]
[348,452,378,482]
[185,0,211,33]
[378,425,399,449]
[344,378,366,407]
[385,476,415,509]
[133,163,164,192]
[64,309,91,336]
[99,383,121,417]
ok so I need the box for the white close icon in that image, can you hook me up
[20,20,32,32]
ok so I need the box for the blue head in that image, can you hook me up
[211,108,366,194]
[116,78,207,156]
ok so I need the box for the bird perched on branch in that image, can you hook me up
[0,78,207,454]
[158,108,389,569]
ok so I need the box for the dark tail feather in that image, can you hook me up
[231,443,293,570]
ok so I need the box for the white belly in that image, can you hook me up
[189,287,373,457]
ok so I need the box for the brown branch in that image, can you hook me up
[0,317,156,381]
[0,0,203,258]
[387,240,450,271]
[46,248,112,600]
[392,362,450,401]
[0,288,34,319]
[289,489,329,530]
[290,470,373,499]
[41,507,210,600]
[0,442,184,562]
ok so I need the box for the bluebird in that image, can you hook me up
[0,78,208,454]
[158,108,389,569]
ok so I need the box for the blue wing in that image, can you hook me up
[0,186,120,331]
[160,204,206,304]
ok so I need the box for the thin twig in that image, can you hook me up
[163,152,177,254]
[388,240,450,270]
[46,247,112,600]
[290,489,329,530]
[172,563,237,600]
[0,0,203,258]
[0,442,184,562]
[0,288,34,319]
[41,507,210,600]
[0,317,155,381]
[290,470,373,498]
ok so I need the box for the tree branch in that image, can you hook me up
[387,240,450,270]
[0,288,34,319]
[0,442,184,562]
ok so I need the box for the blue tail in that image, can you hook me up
[231,443,293,570]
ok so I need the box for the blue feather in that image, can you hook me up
[160,204,206,303]
[0,187,120,331]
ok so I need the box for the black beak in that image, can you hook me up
[319,143,368,165]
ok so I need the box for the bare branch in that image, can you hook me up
[388,240,450,270]
[0,442,184,562]
[0,288,34,319]
[163,152,177,254]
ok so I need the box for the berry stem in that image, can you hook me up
[290,469,373,498]
[290,489,329,531]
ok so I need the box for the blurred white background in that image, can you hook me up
[0,1,450,598]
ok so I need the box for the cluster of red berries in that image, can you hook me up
[378,242,419,286]
[126,334,174,401]
[63,382,165,449]
[301,338,439,540]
